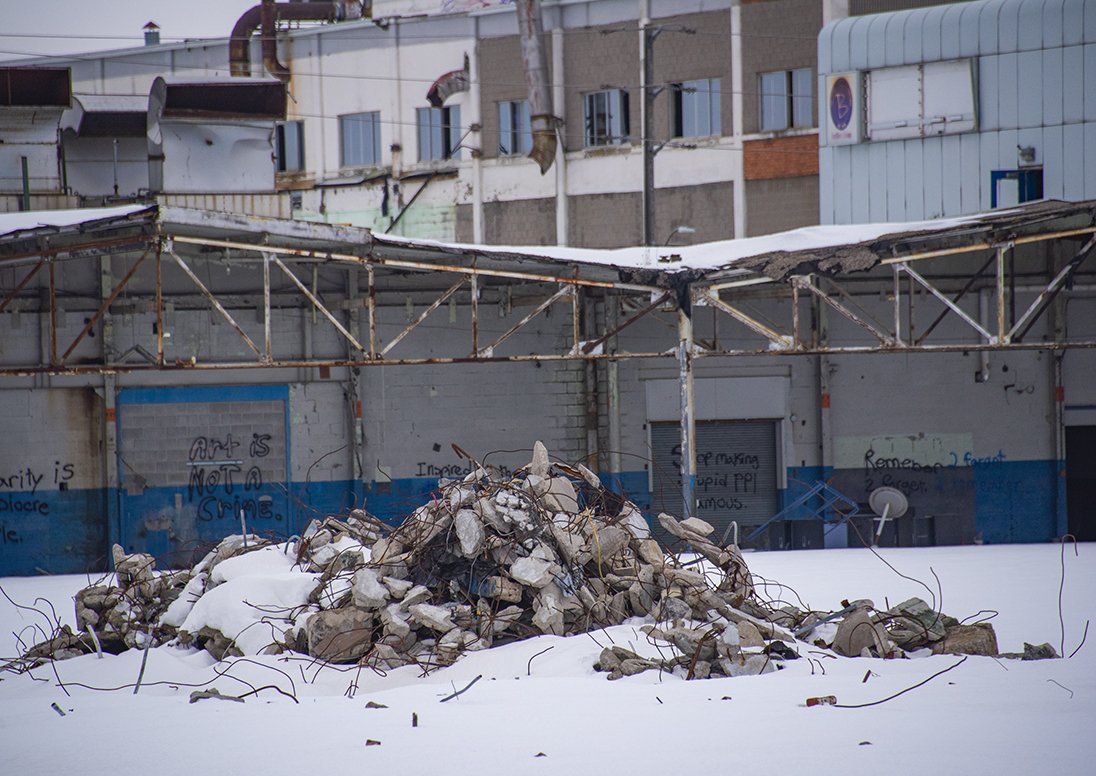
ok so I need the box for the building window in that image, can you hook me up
[275,121,304,172]
[417,106,462,162]
[866,60,976,141]
[339,112,381,167]
[498,99,532,156]
[673,79,721,138]
[759,68,813,132]
[584,89,630,147]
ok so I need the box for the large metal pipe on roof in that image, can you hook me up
[514,0,557,174]
[230,0,343,80]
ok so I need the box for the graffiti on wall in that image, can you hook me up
[834,432,1007,498]
[0,461,77,544]
[186,432,284,523]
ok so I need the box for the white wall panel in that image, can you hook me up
[1085,45,1096,122]
[959,3,983,57]
[819,149,834,224]
[1062,46,1084,123]
[979,129,1000,209]
[979,0,1003,55]
[922,135,944,218]
[922,6,946,62]
[832,148,854,224]
[1016,51,1044,125]
[998,0,1021,52]
[1085,123,1096,199]
[865,15,889,69]
[868,143,887,222]
[1041,124,1064,199]
[960,133,982,213]
[980,54,1000,130]
[850,146,871,221]
[941,5,965,59]
[884,14,907,67]
[1041,47,1064,126]
[886,142,906,220]
[1062,0,1084,45]
[1061,124,1085,200]
[996,53,1020,129]
[942,135,962,216]
[1042,0,1066,47]
[903,139,924,219]
[1017,0,1046,50]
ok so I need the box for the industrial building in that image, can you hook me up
[0,0,1094,576]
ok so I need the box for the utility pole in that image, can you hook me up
[641,21,655,246]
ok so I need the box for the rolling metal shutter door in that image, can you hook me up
[651,419,779,543]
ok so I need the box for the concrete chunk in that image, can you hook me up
[408,603,456,633]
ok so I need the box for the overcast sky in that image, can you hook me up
[0,1,259,61]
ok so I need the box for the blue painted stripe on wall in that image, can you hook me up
[117,384,289,405]
[0,459,1070,575]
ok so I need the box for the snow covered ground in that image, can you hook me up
[2,543,1092,775]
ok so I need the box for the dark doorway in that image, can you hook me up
[1066,426,1096,541]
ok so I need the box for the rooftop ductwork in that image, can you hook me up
[515,0,557,174]
[229,0,348,80]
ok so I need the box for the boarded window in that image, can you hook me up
[867,59,976,141]
[650,419,780,545]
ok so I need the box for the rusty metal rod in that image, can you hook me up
[381,277,465,357]
[62,250,149,362]
[915,252,996,345]
[701,290,793,348]
[273,256,366,354]
[899,262,995,343]
[581,291,671,354]
[7,339,1096,377]
[0,259,44,313]
[48,259,58,366]
[796,278,895,346]
[168,249,263,359]
[168,235,640,291]
[478,285,572,356]
[155,241,164,365]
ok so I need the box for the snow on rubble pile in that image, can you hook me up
[11,442,1050,682]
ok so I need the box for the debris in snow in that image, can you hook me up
[9,442,1030,684]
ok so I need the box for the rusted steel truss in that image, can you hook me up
[2,225,1096,376]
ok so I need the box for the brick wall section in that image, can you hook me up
[562,22,638,152]
[484,198,558,245]
[745,175,820,236]
[741,0,822,134]
[478,34,554,161]
[744,134,819,180]
[649,11,733,143]
[120,400,287,489]
[568,191,642,248]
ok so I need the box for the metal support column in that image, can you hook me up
[677,293,696,520]
[640,13,655,247]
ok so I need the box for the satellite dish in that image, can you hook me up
[868,487,908,545]
[869,487,908,518]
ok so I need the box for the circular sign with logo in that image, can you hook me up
[829,77,853,131]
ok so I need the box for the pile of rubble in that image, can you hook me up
[13,442,1052,681]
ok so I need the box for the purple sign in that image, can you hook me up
[829,77,853,131]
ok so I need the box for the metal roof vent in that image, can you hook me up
[143,21,160,46]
